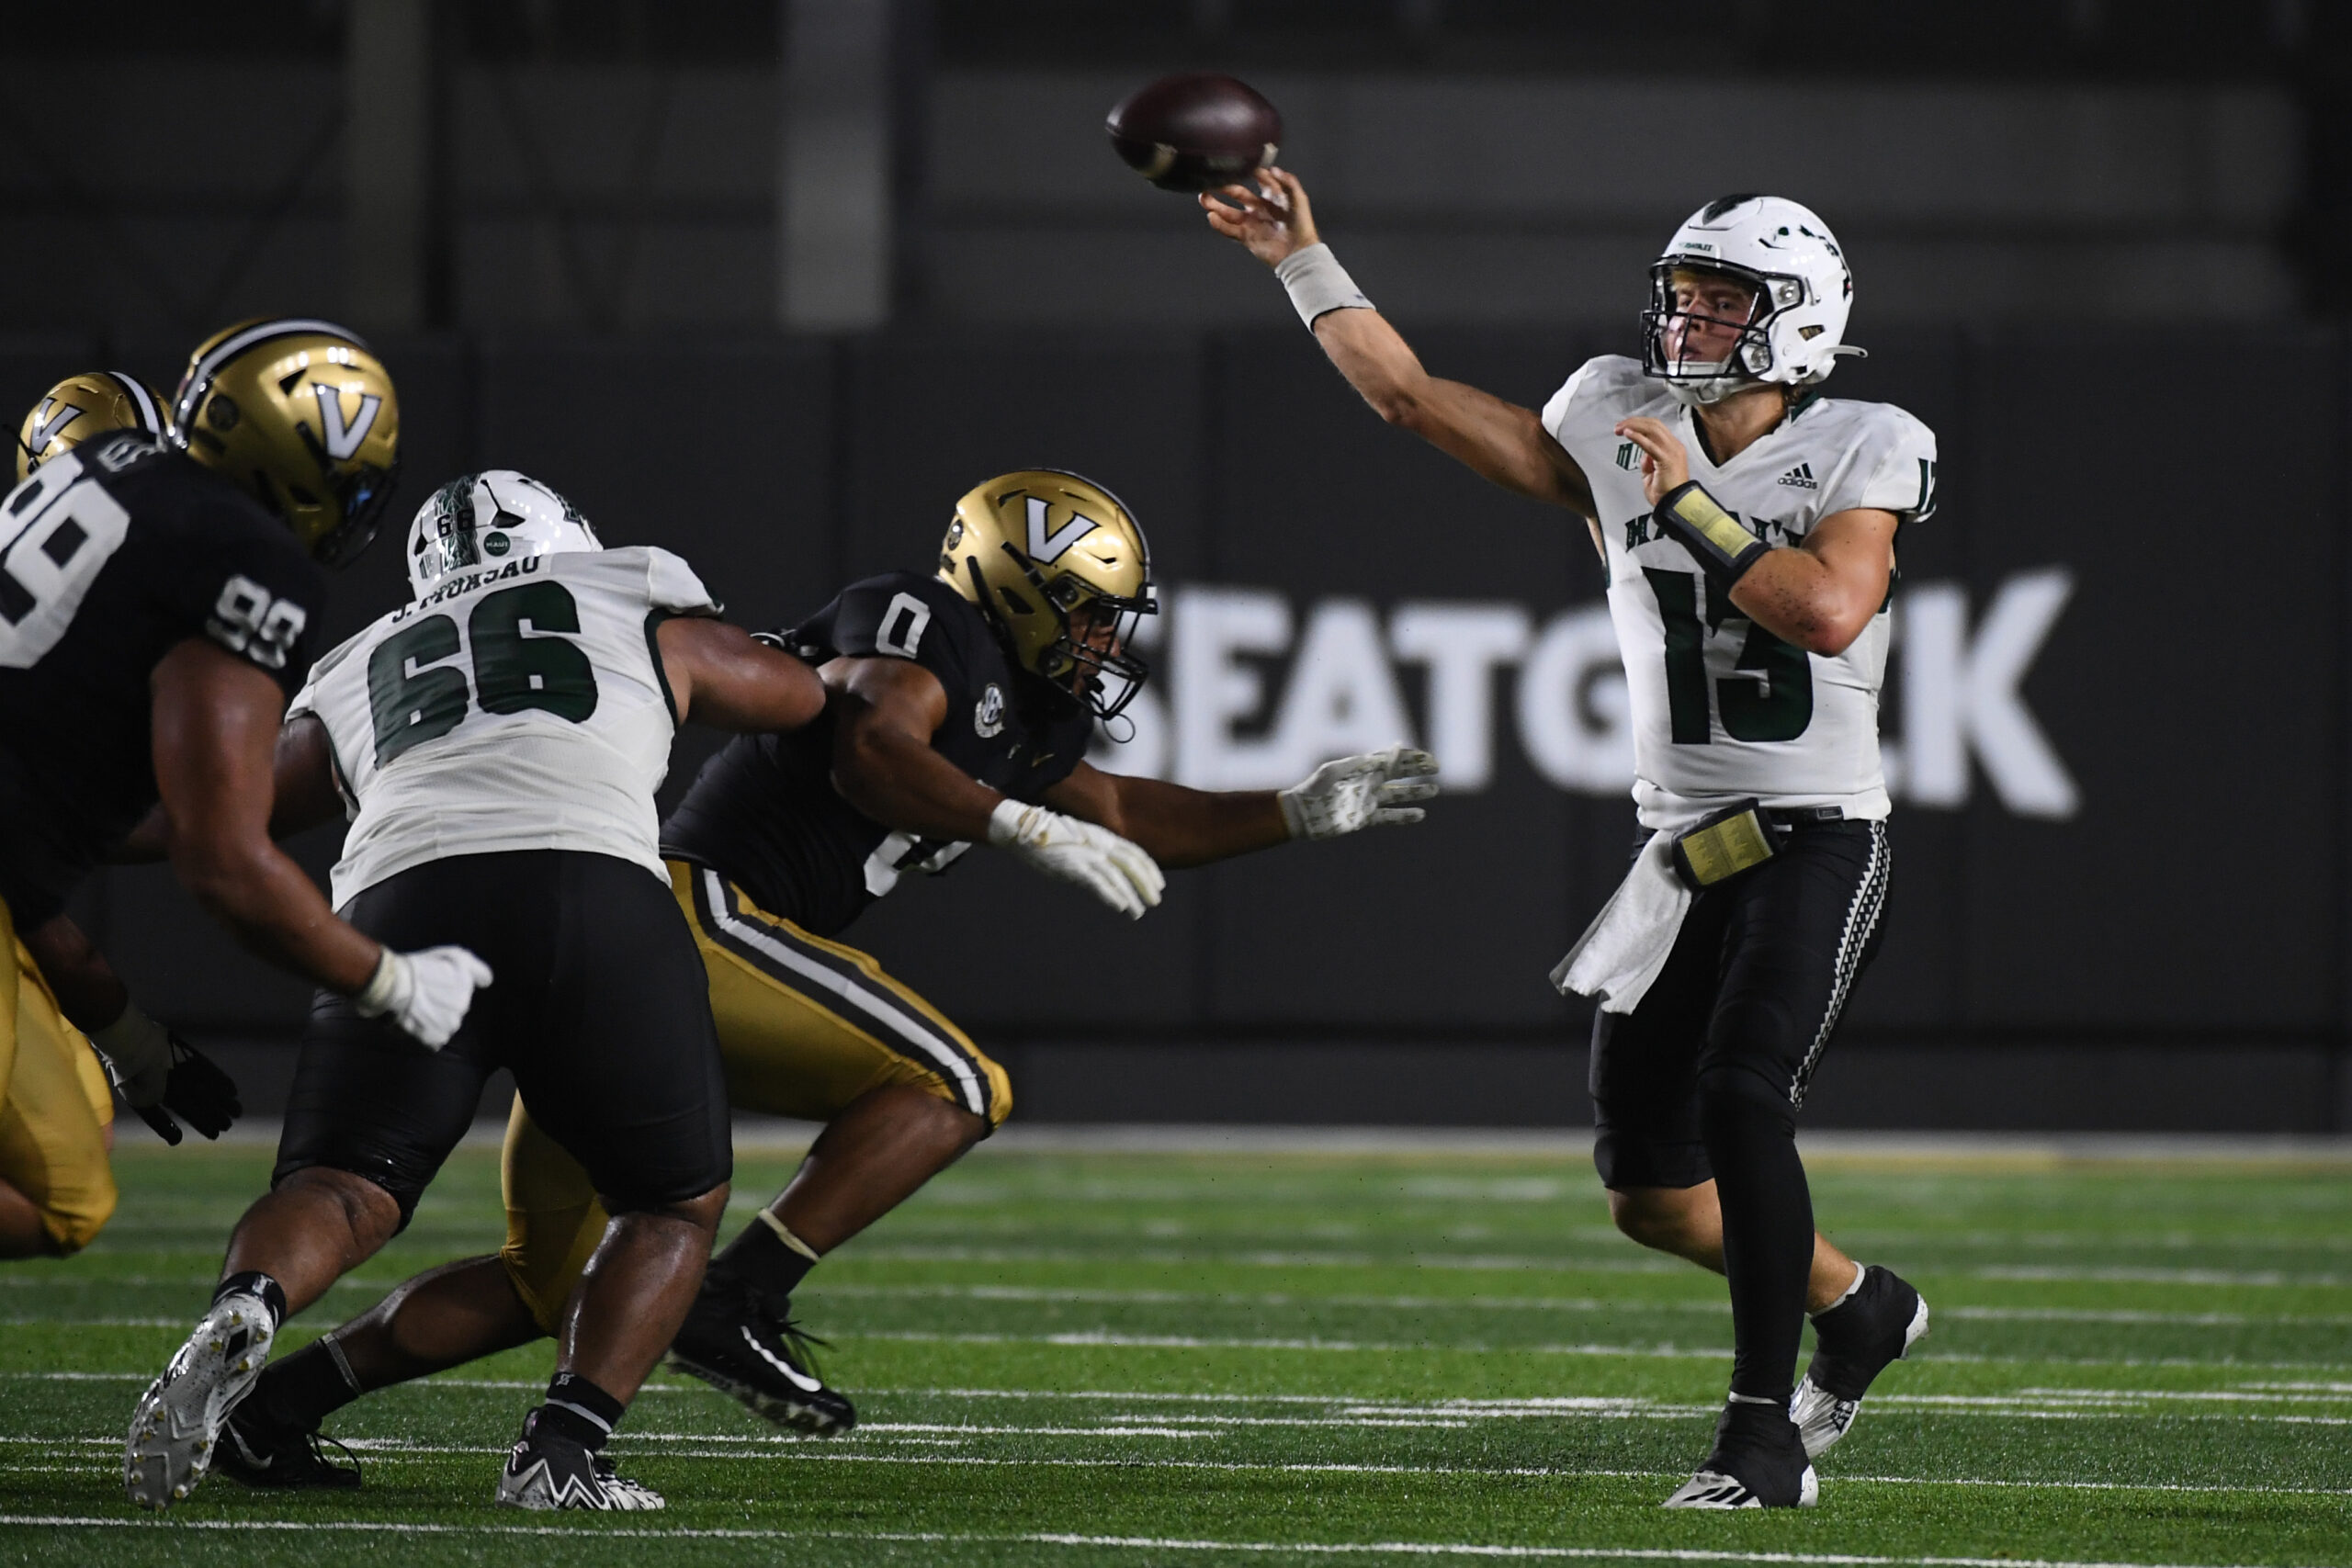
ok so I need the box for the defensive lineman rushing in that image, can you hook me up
[0,375,247,1262]
[210,468,1440,1472]
[1204,178,1933,1506]
[126,469,829,1511]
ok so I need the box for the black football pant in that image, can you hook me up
[1589,818,1891,1404]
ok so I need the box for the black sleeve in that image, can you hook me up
[173,502,330,697]
[824,576,975,705]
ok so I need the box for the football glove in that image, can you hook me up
[1278,745,1441,840]
[88,1008,243,1145]
[988,799,1165,920]
[356,944,493,1049]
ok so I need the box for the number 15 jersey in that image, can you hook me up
[1543,355,1938,829]
[290,546,718,908]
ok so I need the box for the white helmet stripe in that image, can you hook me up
[174,317,374,429]
[102,371,164,439]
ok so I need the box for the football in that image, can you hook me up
[1105,73,1282,193]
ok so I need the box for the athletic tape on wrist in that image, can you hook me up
[1274,243,1373,330]
[92,1004,171,1078]
[354,948,401,1015]
[1655,480,1770,591]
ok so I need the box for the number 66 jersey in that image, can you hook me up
[1543,355,1938,829]
[290,545,718,908]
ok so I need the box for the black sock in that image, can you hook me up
[1698,1084,1814,1406]
[712,1216,818,1302]
[246,1336,366,1435]
[214,1270,288,1332]
[534,1371,626,1451]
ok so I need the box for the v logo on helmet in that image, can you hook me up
[1024,494,1099,563]
[27,398,81,451]
[312,385,383,460]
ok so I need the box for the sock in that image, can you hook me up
[711,1210,820,1302]
[1698,1085,1813,1406]
[245,1334,366,1435]
[214,1270,288,1332]
[534,1371,626,1452]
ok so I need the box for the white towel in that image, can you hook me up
[1550,829,1693,1015]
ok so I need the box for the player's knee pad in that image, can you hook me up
[39,1172,118,1255]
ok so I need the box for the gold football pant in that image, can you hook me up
[0,909,119,1257]
[499,859,1012,1331]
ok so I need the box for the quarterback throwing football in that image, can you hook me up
[1204,176,1934,1508]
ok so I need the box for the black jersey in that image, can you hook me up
[0,433,327,927]
[661,571,1095,937]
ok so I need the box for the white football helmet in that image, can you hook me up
[1641,194,1860,407]
[406,469,601,599]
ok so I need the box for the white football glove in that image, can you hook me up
[1278,744,1442,840]
[355,944,494,1049]
[988,798,1165,920]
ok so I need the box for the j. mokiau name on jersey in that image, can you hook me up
[390,552,553,623]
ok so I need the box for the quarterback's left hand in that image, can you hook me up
[1279,746,1441,841]
[1614,416,1690,505]
[131,1036,243,1146]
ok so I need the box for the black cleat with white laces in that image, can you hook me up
[211,1404,362,1491]
[1662,1397,1819,1509]
[665,1274,856,1435]
[1792,1264,1929,1459]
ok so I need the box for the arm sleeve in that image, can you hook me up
[1843,411,1940,525]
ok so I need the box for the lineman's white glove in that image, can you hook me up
[1278,745,1442,840]
[988,798,1165,920]
[355,944,494,1049]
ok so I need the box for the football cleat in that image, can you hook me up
[495,1413,664,1511]
[1792,1264,1930,1459]
[124,1292,277,1509]
[211,1404,361,1491]
[1662,1399,1818,1510]
[665,1276,856,1436]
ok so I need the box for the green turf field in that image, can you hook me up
[3,1134,2349,1566]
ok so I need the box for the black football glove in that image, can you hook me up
[131,1034,243,1146]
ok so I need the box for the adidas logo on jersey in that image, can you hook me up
[1777,463,1818,490]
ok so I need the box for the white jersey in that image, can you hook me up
[290,546,718,906]
[1543,356,1938,829]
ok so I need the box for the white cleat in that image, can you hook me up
[495,1418,665,1511]
[1793,1268,1931,1460]
[1662,1463,1820,1510]
[124,1292,277,1510]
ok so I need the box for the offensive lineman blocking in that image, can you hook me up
[1204,177,1932,1506]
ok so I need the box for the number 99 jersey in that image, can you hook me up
[288,545,718,908]
[0,434,326,929]
[1543,355,1938,828]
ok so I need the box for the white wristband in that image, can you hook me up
[1274,243,1373,330]
[92,1002,172,1083]
[985,797,1035,848]
[354,948,403,1015]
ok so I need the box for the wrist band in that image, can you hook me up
[355,948,401,1014]
[1655,480,1771,592]
[1274,243,1373,330]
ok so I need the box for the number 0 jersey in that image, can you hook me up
[661,570,1095,939]
[1543,355,1938,828]
[0,434,326,927]
[289,546,718,907]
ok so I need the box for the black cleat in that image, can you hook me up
[211,1405,362,1491]
[665,1276,856,1436]
[1662,1398,1818,1509]
[1792,1264,1930,1458]
[495,1411,663,1511]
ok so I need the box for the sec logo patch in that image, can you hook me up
[974,682,1005,738]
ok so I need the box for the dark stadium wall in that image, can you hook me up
[6,323,2343,1132]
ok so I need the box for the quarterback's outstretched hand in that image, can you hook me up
[1280,746,1442,841]
[989,799,1166,919]
[356,944,493,1050]
[1201,166,1318,266]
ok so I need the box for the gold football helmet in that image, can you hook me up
[170,317,401,565]
[16,370,169,481]
[937,469,1156,721]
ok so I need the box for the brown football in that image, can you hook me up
[1106,73,1282,194]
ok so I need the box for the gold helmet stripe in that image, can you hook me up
[99,372,166,440]
[171,316,375,434]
